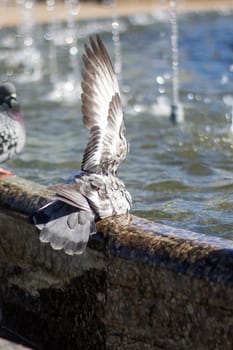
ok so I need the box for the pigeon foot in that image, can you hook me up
[0,168,13,176]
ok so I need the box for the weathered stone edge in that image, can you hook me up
[1,175,233,285]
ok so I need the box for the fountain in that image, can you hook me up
[0,0,42,82]
[150,0,184,122]
[63,0,80,98]
[222,62,233,132]
[169,0,184,123]
[15,0,42,82]
[45,0,80,102]
[223,95,233,132]
[45,0,59,89]
[111,0,122,85]
[110,0,131,101]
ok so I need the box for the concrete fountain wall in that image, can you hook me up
[0,175,233,350]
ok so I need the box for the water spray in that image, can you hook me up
[169,0,184,123]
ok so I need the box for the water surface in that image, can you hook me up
[0,10,233,239]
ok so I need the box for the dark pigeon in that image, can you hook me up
[0,82,25,175]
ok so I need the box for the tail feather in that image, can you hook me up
[33,200,96,255]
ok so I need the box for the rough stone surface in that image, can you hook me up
[1,175,233,349]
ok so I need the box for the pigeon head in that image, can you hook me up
[0,82,22,119]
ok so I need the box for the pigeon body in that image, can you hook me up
[0,82,25,175]
[33,36,132,255]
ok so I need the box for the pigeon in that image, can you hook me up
[33,35,132,255]
[0,82,25,175]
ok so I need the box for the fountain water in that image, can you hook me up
[169,0,184,123]
[45,0,59,88]
[63,0,80,98]
[223,95,233,132]
[111,0,122,85]
[110,0,131,101]
[15,0,42,82]
[45,0,80,102]
[221,62,233,132]
[150,0,184,122]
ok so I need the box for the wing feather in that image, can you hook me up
[55,185,91,211]
[81,35,127,175]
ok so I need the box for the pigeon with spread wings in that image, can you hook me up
[33,35,132,255]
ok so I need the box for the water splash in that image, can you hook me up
[45,0,59,87]
[45,0,81,102]
[111,0,122,85]
[64,0,80,96]
[223,95,233,132]
[15,0,42,82]
[169,0,184,123]
[151,0,169,22]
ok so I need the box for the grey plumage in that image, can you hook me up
[33,35,132,255]
[0,82,25,168]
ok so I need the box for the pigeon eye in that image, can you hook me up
[9,97,18,107]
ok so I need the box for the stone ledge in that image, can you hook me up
[0,175,233,349]
[1,175,233,284]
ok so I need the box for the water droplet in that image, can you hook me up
[195,94,202,101]
[46,0,55,6]
[44,31,52,41]
[221,74,228,84]
[187,93,194,100]
[25,0,34,9]
[156,76,164,85]
[69,46,78,55]
[205,125,211,133]
[164,72,171,80]
[64,81,74,92]
[134,104,143,113]
[159,86,166,94]
[112,21,119,30]
[223,95,233,106]
[65,36,74,45]
[204,97,211,104]
[24,37,33,46]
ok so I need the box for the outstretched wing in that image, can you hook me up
[81,35,127,175]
